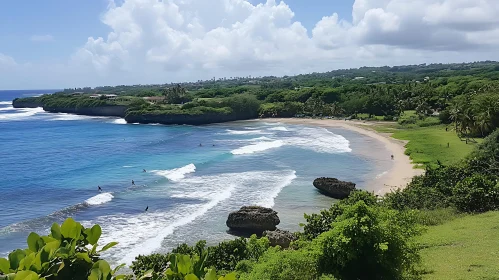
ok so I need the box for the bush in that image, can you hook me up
[383,165,471,210]
[302,191,378,239]
[315,202,421,280]
[131,254,170,278]
[238,247,320,280]
[467,128,499,177]
[452,174,499,213]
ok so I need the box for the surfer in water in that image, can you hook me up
[145,206,149,212]
[98,186,102,192]
[199,143,203,147]
[132,180,135,185]
[143,169,147,173]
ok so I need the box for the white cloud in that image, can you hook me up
[0,53,17,68]
[30,34,54,42]
[2,0,499,89]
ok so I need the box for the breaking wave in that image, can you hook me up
[85,193,114,206]
[151,164,196,182]
[231,140,284,155]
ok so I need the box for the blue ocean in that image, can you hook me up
[0,90,391,264]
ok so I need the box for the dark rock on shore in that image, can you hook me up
[263,229,297,248]
[313,177,356,199]
[226,206,280,234]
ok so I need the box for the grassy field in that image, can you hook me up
[374,124,481,168]
[417,211,499,279]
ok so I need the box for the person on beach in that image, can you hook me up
[145,206,149,212]
[98,186,102,192]
[132,180,135,185]
[391,155,394,160]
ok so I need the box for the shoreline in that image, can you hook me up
[261,118,424,196]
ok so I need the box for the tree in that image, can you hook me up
[164,84,186,104]
[316,202,421,280]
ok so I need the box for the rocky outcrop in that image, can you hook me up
[263,229,297,248]
[43,106,127,118]
[313,177,356,199]
[226,206,280,234]
[125,112,248,125]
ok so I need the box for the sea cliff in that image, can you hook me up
[124,112,250,125]
[44,106,127,118]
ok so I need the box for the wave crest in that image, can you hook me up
[151,164,196,182]
[85,193,114,206]
[231,140,284,155]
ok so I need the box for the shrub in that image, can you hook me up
[137,254,236,280]
[302,191,378,239]
[452,174,499,213]
[315,202,421,280]
[131,254,170,278]
[238,247,320,280]
[0,218,123,280]
[383,165,471,210]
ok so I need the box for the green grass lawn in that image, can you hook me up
[374,124,480,168]
[417,211,499,280]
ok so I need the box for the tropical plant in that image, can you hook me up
[0,218,123,280]
[138,254,235,280]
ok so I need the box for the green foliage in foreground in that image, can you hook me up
[417,211,499,279]
[0,218,122,280]
[131,236,268,278]
[137,254,236,280]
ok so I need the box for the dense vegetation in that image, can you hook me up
[13,61,499,132]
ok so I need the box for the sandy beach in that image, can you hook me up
[263,118,424,196]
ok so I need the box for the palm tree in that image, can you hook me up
[448,104,462,134]
[476,111,493,137]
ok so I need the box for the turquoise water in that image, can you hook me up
[0,90,391,264]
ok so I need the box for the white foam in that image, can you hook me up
[256,171,297,208]
[170,170,296,208]
[225,129,271,135]
[268,126,289,131]
[88,170,296,265]
[122,166,133,168]
[111,118,127,125]
[48,113,109,121]
[151,164,196,182]
[0,107,45,121]
[0,101,12,105]
[285,127,352,153]
[0,106,14,111]
[85,193,114,206]
[95,184,235,264]
[376,171,388,179]
[231,140,284,155]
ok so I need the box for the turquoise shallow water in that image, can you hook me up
[0,90,391,264]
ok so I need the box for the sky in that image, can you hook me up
[1,0,498,89]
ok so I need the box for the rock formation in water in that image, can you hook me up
[263,229,297,248]
[313,177,356,199]
[226,206,280,234]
